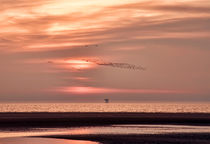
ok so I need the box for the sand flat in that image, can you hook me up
[0,112,210,128]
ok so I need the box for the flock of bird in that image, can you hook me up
[48,44,146,71]
[84,59,146,71]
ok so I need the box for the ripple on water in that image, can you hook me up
[0,103,210,112]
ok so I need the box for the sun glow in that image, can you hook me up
[65,59,95,70]
[58,87,194,94]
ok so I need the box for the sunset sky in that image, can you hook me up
[0,0,210,102]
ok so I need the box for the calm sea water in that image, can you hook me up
[0,103,210,113]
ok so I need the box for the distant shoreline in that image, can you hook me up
[0,112,210,128]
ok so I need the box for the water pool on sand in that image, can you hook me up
[0,137,99,144]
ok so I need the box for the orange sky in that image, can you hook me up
[0,0,210,102]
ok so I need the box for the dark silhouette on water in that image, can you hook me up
[104,99,109,103]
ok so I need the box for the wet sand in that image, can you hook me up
[1,113,210,144]
[0,137,98,144]
[41,133,210,144]
[0,112,210,128]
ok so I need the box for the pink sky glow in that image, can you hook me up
[58,87,195,95]
[0,0,210,102]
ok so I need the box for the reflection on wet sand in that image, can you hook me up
[0,137,98,144]
[1,125,210,138]
[1,125,210,144]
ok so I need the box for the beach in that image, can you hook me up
[42,133,210,144]
[1,112,210,144]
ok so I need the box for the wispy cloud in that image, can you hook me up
[1,0,209,52]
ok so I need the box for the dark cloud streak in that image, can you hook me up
[109,1,210,13]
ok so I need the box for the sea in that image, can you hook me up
[0,102,210,113]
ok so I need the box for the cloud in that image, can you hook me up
[2,0,210,53]
[109,1,210,13]
[0,0,51,12]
